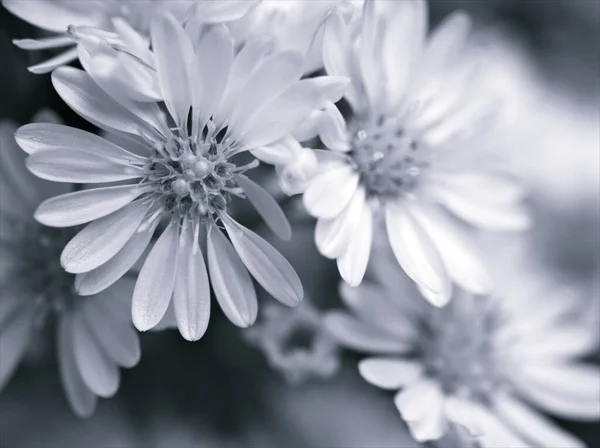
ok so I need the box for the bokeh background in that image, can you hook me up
[0,1,598,447]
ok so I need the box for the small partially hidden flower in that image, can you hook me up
[0,113,140,418]
[245,299,340,384]
[3,0,257,74]
[299,0,530,304]
[15,13,346,341]
[325,247,600,446]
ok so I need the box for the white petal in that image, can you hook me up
[151,13,194,128]
[0,305,34,391]
[385,202,450,306]
[173,223,211,342]
[236,174,292,240]
[15,123,147,160]
[13,35,74,50]
[51,67,155,136]
[3,0,103,32]
[231,51,303,134]
[276,147,319,196]
[324,312,410,354]
[61,200,152,274]
[207,223,257,328]
[82,298,141,369]
[493,393,586,448]
[315,187,366,259]
[394,379,448,442]
[303,164,359,219]
[359,358,423,390]
[299,76,350,109]
[465,403,529,448]
[412,203,493,295]
[57,314,97,418]
[358,0,385,108]
[292,110,322,142]
[34,185,148,227]
[318,102,350,152]
[72,312,120,397]
[26,148,143,183]
[221,215,303,306]
[27,47,79,74]
[196,0,258,22]
[432,172,526,206]
[250,135,299,165]
[239,80,322,149]
[337,198,372,287]
[132,221,180,331]
[192,25,233,134]
[75,221,157,296]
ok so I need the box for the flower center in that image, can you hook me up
[349,116,430,201]
[143,122,252,223]
[420,298,504,401]
[5,221,77,324]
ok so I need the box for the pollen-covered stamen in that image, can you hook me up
[420,298,504,402]
[143,121,252,223]
[349,116,431,201]
[3,221,77,324]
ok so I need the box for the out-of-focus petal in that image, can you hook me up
[359,358,424,390]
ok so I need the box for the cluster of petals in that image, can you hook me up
[1,114,140,417]
[295,0,530,305]
[15,13,347,341]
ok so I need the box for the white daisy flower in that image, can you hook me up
[299,0,530,303]
[325,248,600,446]
[244,299,340,384]
[228,0,363,74]
[15,14,346,340]
[0,113,140,418]
[2,0,256,74]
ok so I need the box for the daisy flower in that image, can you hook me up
[325,247,600,446]
[300,0,530,303]
[228,0,363,74]
[2,0,256,74]
[244,299,340,384]
[0,113,140,418]
[16,14,345,340]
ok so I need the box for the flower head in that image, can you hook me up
[0,113,140,417]
[15,14,346,340]
[3,0,256,74]
[299,0,530,304]
[244,299,340,384]
[325,247,600,446]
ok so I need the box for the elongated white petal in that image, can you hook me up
[412,203,493,295]
[231,51,303,133]
[34,185,147,227]
[82,299,140,369]
[221,215,303,306]
[72,313,120,397]
[315,187,366,259]
[250,135,299,165]
[61,200,151,274]
[337,198,373,287]
[26,148,143,183]
[28,47,79,74]
[151,13,194,128]
[51,67,152,136]
[359,0,384,108]
[132,221,180,331]
[0,305,34,391]
[192,25,233,133]
[236,174,291,240]
[464,403,529,448]
[15,123,147,160]
[57,314,97,418]
[303,164,359,219]
[3,0,103,32]
[324,312,410,353]
[299,76,350,109]
[394,379,448,442]
[318,102,350,152]
[385,202,450,306]
[493,393,586,448]
[13,35,73,50]
[207,223,257,327]
[75,221,157,296]
[276,147,319,196]
[359,358,424,390]
[196,0,258,22]
[173,224,210,341]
